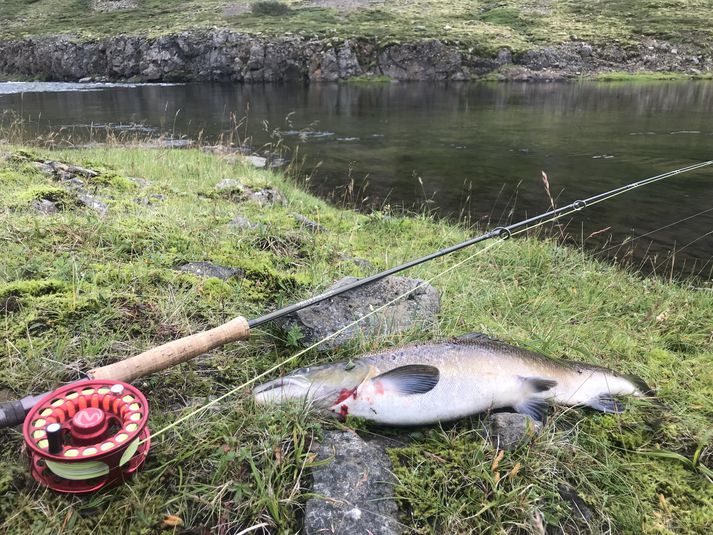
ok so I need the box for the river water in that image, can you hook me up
[1,81,712,279]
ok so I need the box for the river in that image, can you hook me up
[1,81,712,279]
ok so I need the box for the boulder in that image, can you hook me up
[277,275,440,350]
[487,412,542,451]
[303,430,401,535]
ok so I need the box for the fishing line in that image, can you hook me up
[145,160,713,441]
[594,206,713,257]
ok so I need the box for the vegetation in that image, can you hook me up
[0,141,711,533]
[2,1,713,55]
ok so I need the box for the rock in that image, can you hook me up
[177,262,243,281]
[244,155,267,168]
[228,215,257,229]
[487,412,542,451]
[30,199,59,215]
[277,275,440,350]
[303,430,401,535]
[245,186,286,206]
[215,178,244,191]
[77,191,109,216]
[126,176,150,187]
[66,165,99,178]
[292,213,325,233]
[134,194,166,205]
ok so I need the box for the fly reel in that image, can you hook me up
[22,380,150,494]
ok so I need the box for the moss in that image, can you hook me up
[0,279,67,299]
[14,185,78,210]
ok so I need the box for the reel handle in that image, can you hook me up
[0,399,25,429]
[88,316,250,383]
[0,393,48,429]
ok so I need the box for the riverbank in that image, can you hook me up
[0,143,711,533]
[1,1,713,81]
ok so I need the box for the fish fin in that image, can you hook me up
[589,395,625,413]
[371,365,440,395]
[454,332,499,343]
[521,376,557,393]
[513,398,550,422]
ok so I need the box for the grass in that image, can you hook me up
[593,70,713,81]
[0,142,712,533]
[2,1,713,55]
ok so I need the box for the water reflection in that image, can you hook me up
[1,81,712,278]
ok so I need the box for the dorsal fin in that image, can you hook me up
[453,332,503,344]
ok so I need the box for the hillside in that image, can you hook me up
[2,0,713,55]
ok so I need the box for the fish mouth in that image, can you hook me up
[253,375,318,405]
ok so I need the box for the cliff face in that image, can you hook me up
[0,30,710,82]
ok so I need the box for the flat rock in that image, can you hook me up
[277,275,440,350]
[487,412,542,450]
[177,262,243,281]
[303,430,401,535]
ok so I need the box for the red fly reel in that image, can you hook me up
[22,380,150,494]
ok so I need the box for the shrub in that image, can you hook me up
[251,1,291,16]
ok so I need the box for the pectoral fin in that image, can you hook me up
[513,398,550,422]
[371,365,440,395]
[589,395,625,413]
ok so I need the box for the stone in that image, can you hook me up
[292,213,325,233]
[77,191,109,216]
[303,430,401,535]
[244,155,267,168]
[215,178,244,191]
[277,275,440,350]
[177,262,243,281]
[228,215,258,229]
[30,199,59,215]
[487,412,542,451]
[245,187,286,206]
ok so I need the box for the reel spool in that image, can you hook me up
[22,380,150,494]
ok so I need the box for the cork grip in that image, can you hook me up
[87,316,250,383]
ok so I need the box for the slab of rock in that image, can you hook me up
[177,262,242,281]
[487,412,542,451]
[277,275,440,350]
[303,430,401,535]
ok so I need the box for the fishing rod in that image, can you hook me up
[1,160,711,431]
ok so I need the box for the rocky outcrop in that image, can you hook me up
[0,31,710,83]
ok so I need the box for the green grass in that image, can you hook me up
[593,70,713,81]
[0,143,712,533]
[2,1,713,55]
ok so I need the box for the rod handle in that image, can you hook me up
[88,316,250,383]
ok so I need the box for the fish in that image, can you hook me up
[252,333,654,426]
